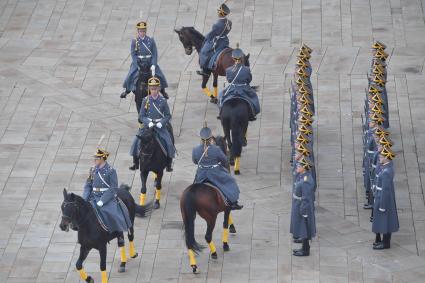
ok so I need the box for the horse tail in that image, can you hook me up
[135,201,152,217]
[180,186,203,253]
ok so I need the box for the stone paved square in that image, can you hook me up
[1,0,425,282]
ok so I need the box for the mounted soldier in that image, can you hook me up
[83,148,132,234]
[192,123,243,210]
[198,3,232,76]
[121,21,169,100]
[219,44,261,121]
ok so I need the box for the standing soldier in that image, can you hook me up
[372,146,399,249]
[121,21,169,99]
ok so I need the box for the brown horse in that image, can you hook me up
[174,27,250,103]
[180,136,237,273]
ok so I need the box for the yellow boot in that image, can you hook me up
[78,268,88,281]
[129,241,138,258]
[234,157,241,175]
[213,86,218,98]
[188,249,197,273]
[101,270,108,283]
[202,88,213,98]
[139,193,146,206]
[153,189,161,209]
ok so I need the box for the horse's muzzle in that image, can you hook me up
[185,47,193,55]
[59,218,70,232]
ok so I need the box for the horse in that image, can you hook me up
[180,136,237,273]
[220,98,250,175]
[134,59,151,114]
[138,127,172,209]
[174,26,250,103]
[59,185,151,283]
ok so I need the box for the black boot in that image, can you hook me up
[120,90,130,98]
[293,237,303,244]
[373,233,381,247]
[293,239,310,256]
[160,88,169,99]
[374,233,391,250]
[166,158,173,172]
[196,69,210,76]
[229,201,243,210]
[129,156,139,171]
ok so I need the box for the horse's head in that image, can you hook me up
[60,189,83,232]
[139,127,156,161]
[137,59,152,80]
[174,27,205,55]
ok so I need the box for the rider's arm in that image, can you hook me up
[159,100,171,125]
[150,39,158,66]
[216,146,229,169]
[205,22,221,41]
[99,169,118,205]
[82,180,92,201]
[131,39,138,63]
[140,98,151,125]
[192,147,199,164]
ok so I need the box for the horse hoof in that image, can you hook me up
[191,265,198,273]
[223,243,230,251]
[234,170,240,175]
[153,201,160,209]
[210,97,218,104]
[118,262,126,273]
[211,252,218,259]
[86,276,94,283]
[229,224,237,234]
[131,252,138,259]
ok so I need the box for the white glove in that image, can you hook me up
[379,208,386,212]
[97,200,104,207]
[150,65,156,76]
[302,214,308,218]
[156,122,162,128]
[148,122,154,128]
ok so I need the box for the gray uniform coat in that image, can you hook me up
[192,144,240,203]
[83,163,132,233]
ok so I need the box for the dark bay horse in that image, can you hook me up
[174,27,250,103]
[220,98,250,174]
[138,127,171,209]
[180,136,237,273]
[60,186,150,283]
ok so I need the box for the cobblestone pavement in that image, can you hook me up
[2,0,425,282]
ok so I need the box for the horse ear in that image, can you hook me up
[174,28,180,34]
[70,193,75,200]
[63,188,67,199]
[246,53,250,60]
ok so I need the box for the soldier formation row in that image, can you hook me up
[289,44,317,257]
[362,42,399,250]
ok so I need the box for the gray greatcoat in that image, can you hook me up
[219,64,261,118]
[290,171,316,239]
[83,163,132,233]
[192,144,240,203]
[123,36,168,92]
[372,161,399,233]
[199,17,232,70]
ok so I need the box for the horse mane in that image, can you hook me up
[185,26,205,41]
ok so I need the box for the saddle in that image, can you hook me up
[210,48,232,70]
[203,182,230,207]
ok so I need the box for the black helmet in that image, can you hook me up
[200,121,213,140]
[232,43,244,60]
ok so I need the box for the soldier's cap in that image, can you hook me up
[296,143,311,156]
[231,43,244,60]
[94,148,109,160]
[200,121,213,141]
[368,84,383,94]
[296,132,310,144]
[300,43,313,54]
[300,104,314,116]
[380,146,395,160]
[298,124,313,135]
[148,76,161,86]
[372,65,386,75]
[371,103,385,114]
[372,41,387,50]
[217,3,230,16]
[136,21,147,30]
[373,49,389,60]
[372,58,387,68]
[371,93,383,104]
[375,126,389,137]
[297,94,314,106]
[296,66,310,78]
[298,84,312,95]
[297,156,313,170]
[379,135,393,147]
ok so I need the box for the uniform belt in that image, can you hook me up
[230,83,248,86]
[149,118,162,123]
[215,35,227,39]
[199,164,220,169]
[367,150,375,154]
[93,188,108,192]
[376,186,382,191]
[292,193,302,200]
[138,55,152,59]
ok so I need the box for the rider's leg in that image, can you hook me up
[129,156,139,171]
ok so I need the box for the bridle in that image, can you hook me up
[139,131,155,162]
[61,200,90,230]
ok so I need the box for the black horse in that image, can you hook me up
[180,136,237,273]
[134,59,151,113]
[220,99,251,175]
[60,186,151,283]
[138,127,172,209]
[174,26,250,103]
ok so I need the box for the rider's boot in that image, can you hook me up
[166,157,173,172]
[229,201,243,210]
[120,89,130,98]
[196,68,210,76]
[160,88,169,99]
[129,156,139,171]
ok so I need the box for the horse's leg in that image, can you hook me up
[229,213,237,233]
[212,73,219,103]
[76,245,93,283]
[222,209,231,251]
[222,117,234,166]
[127,226,138,258]
[139,169,148,205]
[243,122,248,147]
[99,244,108,283]
[205,216,218,259]
[117,233,127,273]
[153,171,163,209]
[201,74,214,102]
